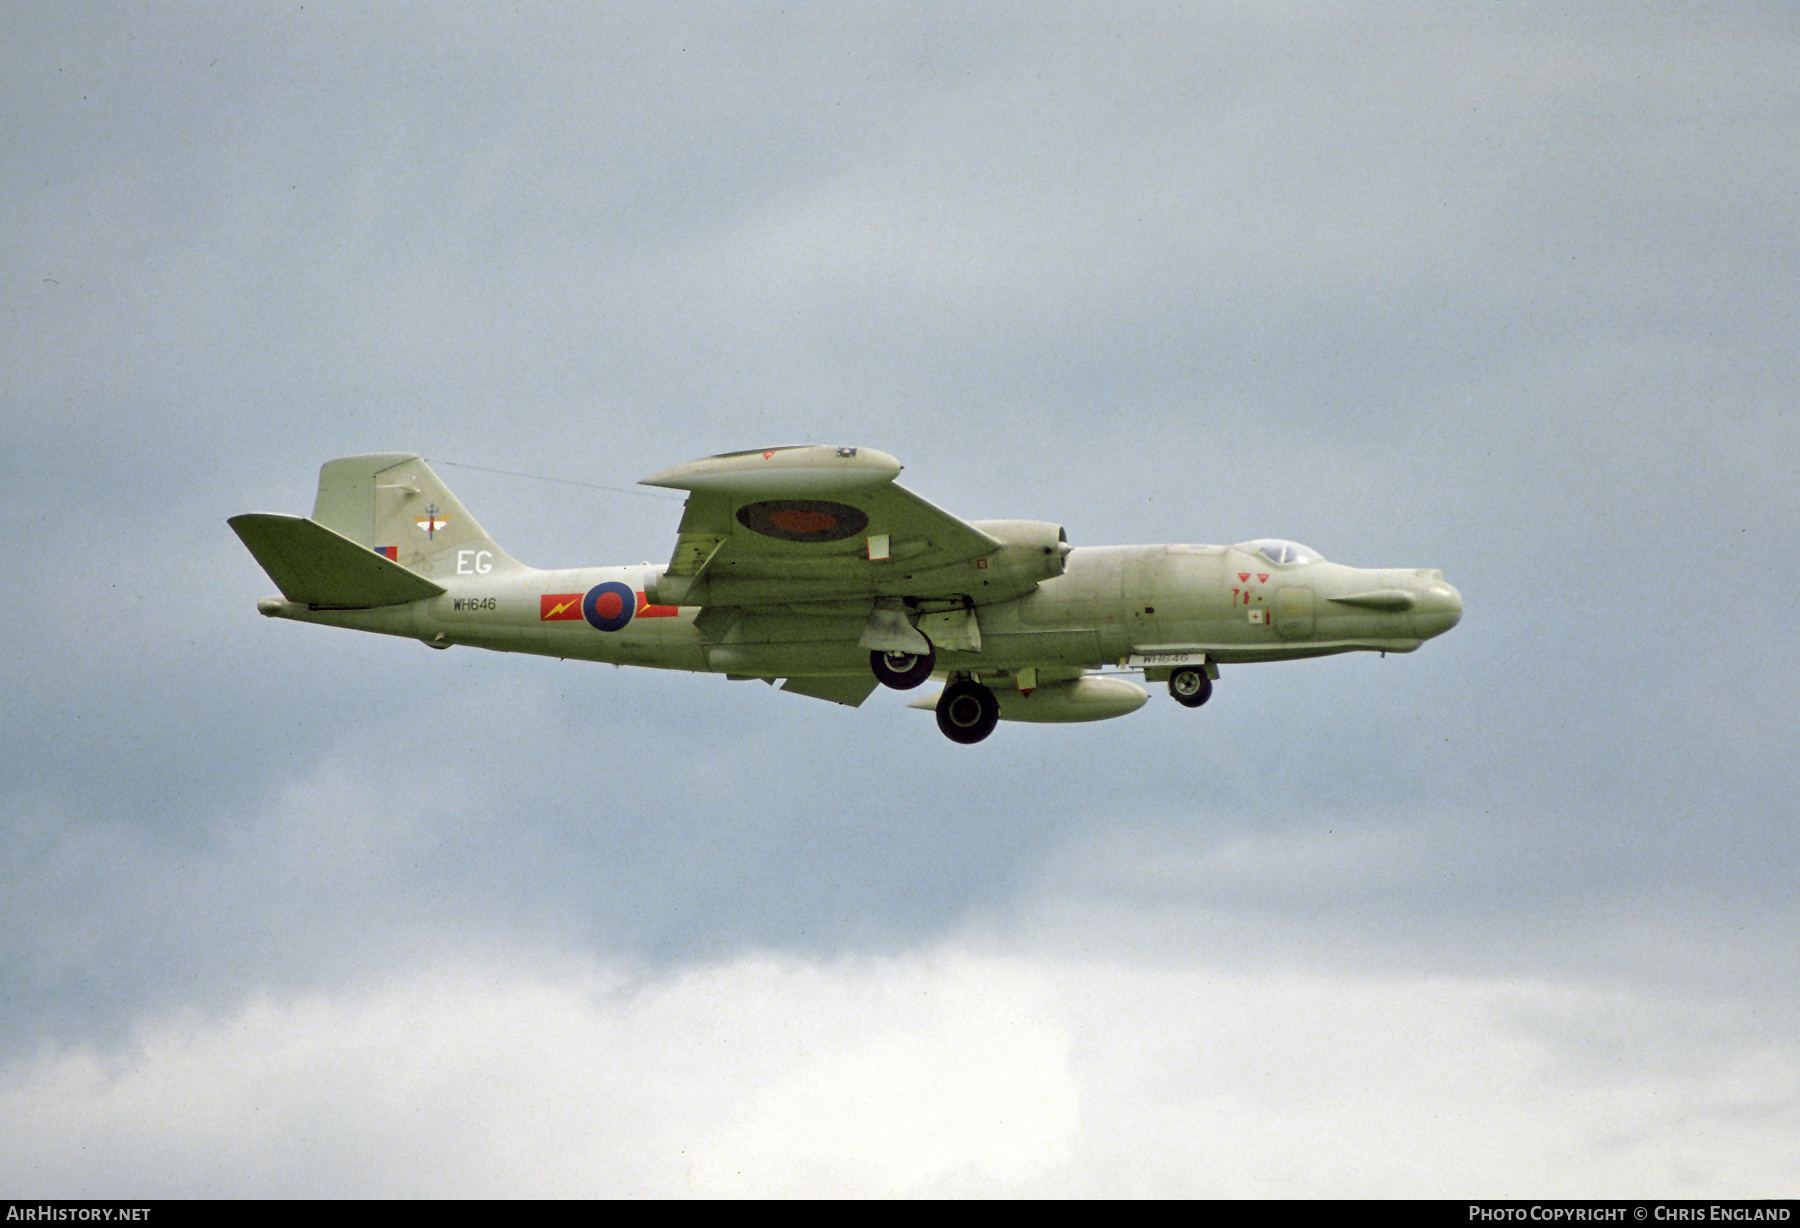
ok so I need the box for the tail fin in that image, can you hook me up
[310,453,520,580]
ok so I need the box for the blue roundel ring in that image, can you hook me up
[582,581,636,632]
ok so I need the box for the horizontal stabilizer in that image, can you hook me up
[229,513,446,608]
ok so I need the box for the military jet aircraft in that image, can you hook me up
[230,446,1461,744]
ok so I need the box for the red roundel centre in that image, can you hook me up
[593,590,626,619]
[768,509,839,535]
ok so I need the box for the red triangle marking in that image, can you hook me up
[762,451,775,459]
[1257,573,1270,583]
[1237,572,1250,583]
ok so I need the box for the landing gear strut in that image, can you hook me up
[870,640,936,690]
[1168,666,1213,709]
[935,677,999,744]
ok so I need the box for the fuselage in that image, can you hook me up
[260,539,1463,680]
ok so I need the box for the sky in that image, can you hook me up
[3,1,1796,1198]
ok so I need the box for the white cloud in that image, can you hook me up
[3,942,1791,1198]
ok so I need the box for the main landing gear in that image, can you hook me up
[935,677,999,745]
[870,641,936,690]
[1168,665,1213,709]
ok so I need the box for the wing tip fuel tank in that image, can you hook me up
[639,444,903,495]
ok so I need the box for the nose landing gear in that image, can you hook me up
[1168,666,1213,709]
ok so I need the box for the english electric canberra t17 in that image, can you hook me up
[230,447,1461,744]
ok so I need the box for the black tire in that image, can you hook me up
[935,678,999,744]
[1169,666,1213,708]
[870,641,936,690]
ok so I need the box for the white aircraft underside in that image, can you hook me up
[231,447,1462,744]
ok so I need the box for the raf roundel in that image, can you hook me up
[582,581,636,632]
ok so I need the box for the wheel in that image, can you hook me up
[1169,666,1212,708]
[870,641,936,690]
[935,678,999,744]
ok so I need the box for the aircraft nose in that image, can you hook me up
[1411,579,1463,639]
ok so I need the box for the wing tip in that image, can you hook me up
[639,445,901,494]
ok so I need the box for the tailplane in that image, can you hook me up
[228,513,446,608]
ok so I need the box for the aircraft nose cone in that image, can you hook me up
[1411,580,1463,639]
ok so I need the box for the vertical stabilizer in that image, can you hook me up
[311,453,521,578]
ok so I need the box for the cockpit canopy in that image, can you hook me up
[1238,538,1322,566]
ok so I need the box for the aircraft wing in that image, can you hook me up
[640,445,1063,609]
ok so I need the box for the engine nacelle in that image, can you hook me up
[968,520,1070,592]
[994,675,1148,723]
